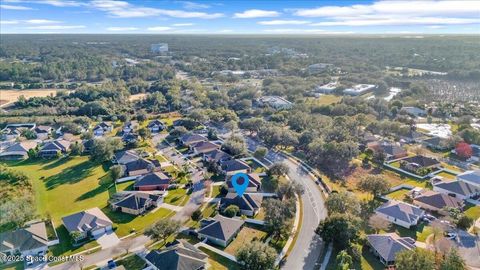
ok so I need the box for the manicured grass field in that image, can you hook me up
[212,185,221,198]
[103,207,174,237]
[327,247,384,270]
[5,156,113,222]
[164,188,190,206]
[198,247,241,270]
[465,204,480,221]
[224,225,268,255]
[385,188,410,201]
[244,158,266,173]
[435,170,458,180]
[116,254,146,269]
[306,95,342,106]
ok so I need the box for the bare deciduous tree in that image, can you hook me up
[368,214,391,233]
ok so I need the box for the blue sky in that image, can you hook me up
[1,0,479,34]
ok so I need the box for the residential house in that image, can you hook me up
[456,170,480,188]
[39,139,71,158]
[197,215,244,247]
[400,155,441,173]
[0,222,49,257]
[399,130,425,144]
[226,173,261,193]
[122,121,137,135]
[432,180,480,200]
[122,133,139,144]
[422,136,450,151]
[110,192,163,215]
[113,150,140,165]
[401,107,426,117]
[124,158,156,177]
[202,149,232,165]
[0,141,37,160]
[147,120,165,133]
[412,190,463,215]
[93,122,112,136]
[145,240,208,270]
[221,192,263,217]
[375,200,425,228]
[133,172,170,191]
[62,207,113,241]
[34,125,53,140]
[190,141,220,155]
[369,141,408,160]
[366,233,415,266]
[1,123,35,141]
[179,133,207,146]
[221,159,251,176]
[256,96,293,110]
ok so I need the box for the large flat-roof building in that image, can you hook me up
[256,96,293,110]
[151,43,168,53]
[343,84,376,96]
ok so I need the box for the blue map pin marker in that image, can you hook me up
[231,172,249,197]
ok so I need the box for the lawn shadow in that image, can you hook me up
[75,183,109,202]
[102,206,136,224]
[42,156,73,170]
[43,160,96,190]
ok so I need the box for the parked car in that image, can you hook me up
[107,260,117,269]
[445,232,457,239]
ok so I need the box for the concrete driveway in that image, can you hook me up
[95,231,120,249]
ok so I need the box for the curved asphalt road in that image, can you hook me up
[267,152,328,270]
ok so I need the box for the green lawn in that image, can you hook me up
[198,247,241,270]
[465,204,480,221]
[5,156,113,223]
[385,188,410,201]
[0,262,24,270]
[224,225,268,255]
[49,225,99,257]
[435,171,458,180]
[381,223,433,242]
[164,188,190,206]
[244,159,266,173]
[103,207,174,237]
[116,254,146,269]
[327,246,384,270]
[212,185,221,198]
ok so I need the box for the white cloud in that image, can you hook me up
[25,19,62,24]
[310,17,479,26]
[172,23,195,26]
[293,1,480,27]
[147,26,173,31]
[106,27,138,31]
[91,0,223,19]
[234,9,280,18]
[0,4,32,10]
[426,25,446,29]
[179,1,210,10]
[0,20,20,25]
[258,20,310,25]
[37,0,84,7]
[25,25,85,29]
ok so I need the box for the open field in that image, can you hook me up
[224,225,268,255]
[0,89,70,107]
[128,93,147,102]
[305,94,342,106]
[199,247,241,270]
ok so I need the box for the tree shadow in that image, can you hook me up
[43,160,96,190]
[42,156,73,170]
[75,184,109,202]
[102,206,136,224]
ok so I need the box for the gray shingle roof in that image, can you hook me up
[221,192,263,212]
[376,200,424,224]
[114,150,140,165]
[203,149,232,163]
[413,190,463,210]
[192,141,219,153]
[145,239,207,270]
[457,170,480,186]
[436,180,480,196]
[198,215,244,242]
[226,173,261,189]
[180,133,207,145]
[62,207,112,234]
[0,222,48,253]
[221,159,251,172]
[367,233,415,262]
[402,155,440,167]
[112,192,161,211]
[134,172,170,187]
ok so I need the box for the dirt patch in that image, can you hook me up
[0,89,70,107]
